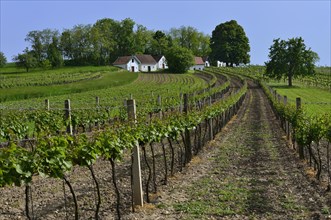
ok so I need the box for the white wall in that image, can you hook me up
[217,61,226,67]
[114,58,140,72]
[129,59,140,72]
[156,56,168,69]
[189,64,205,71]
[139,64,157,72]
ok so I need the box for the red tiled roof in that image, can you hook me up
[113,55,157,65]
[113,56,132,65]
[194,57,205,65]
[135,54,157,64]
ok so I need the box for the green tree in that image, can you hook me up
[60,29,74,60]
[111,18,135,58]
[166,46,194,73]
[47,36,63,68]
[90,18,117,65]
[210,20,250,66]
[25,29,59,65]
[0,52,7,67]
[196,33,211,57]
[149,30,171,55]
[265,37,319,86]
[64,24,93,65]
[168,26,210,57]
[133,24,153,54]
[13,48,38,72]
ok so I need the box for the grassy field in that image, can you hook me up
[225,65,331,116]
[266,67,330,116]
[267,82,331,116]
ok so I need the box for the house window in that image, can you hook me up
[132,59,134,63]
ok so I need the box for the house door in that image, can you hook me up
[131,66,135,72]
[162,64,165,69]
[148,66,151,72]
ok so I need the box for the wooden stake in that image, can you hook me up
[96,96,100,107]
[157,95,162,119]
[64,100,72,135]
[296,97,304,159]
[45,99,49,111]
[127,99,143,206]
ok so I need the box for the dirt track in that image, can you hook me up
[125,81,331,219]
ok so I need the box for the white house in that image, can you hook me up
[189,57,205,71]
[202,56,210,67]
[113,54,159,72]
[135,54,158,72]
[113,55,140,72]
[153,55,168,70]
[217,61,226,67]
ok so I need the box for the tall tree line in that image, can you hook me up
[13,18,212,70]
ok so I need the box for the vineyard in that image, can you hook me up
[1,66,331,219]
[0,66,247,219]
[0,66,137,102]
[227,66,331,192]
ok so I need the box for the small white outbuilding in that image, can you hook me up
[217,61,227,67]
[189,57,205,71]
[153,55,168,70]
[113,54,165,72]
[113,55,140,72]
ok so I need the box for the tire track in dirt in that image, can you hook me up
[125,80,330,220]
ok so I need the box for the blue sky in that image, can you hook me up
[1,0,330,66]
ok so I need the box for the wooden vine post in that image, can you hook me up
[96,96,100,107]
[64,99,73,135]
[183,94,192,164]
[296,97,301,109]
[283,96,290,141]
[296,97,304,159]
[157,95,162,119]
[209,96,213,140]
[45,99,50,111]
[127,99,144,206]
[179,93,183,113]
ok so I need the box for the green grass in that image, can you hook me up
[0,62,26,74]
[173,177,249,218]
[0,66,138,102]
[268,81,331,116]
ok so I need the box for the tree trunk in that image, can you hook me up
[288,73,293,87]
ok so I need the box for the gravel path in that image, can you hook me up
[125,81,331,220]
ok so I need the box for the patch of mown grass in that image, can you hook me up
[171,108,255,218]
[0,62,26,74]
[268,82,331,115]
[173,176,249,218]
[280,194,306,212]
[279,194,308,219]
